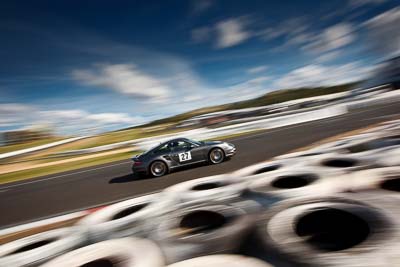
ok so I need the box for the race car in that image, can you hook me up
[131,137,236,177]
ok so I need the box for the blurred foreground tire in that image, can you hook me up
[349,167,400,195]
[78,193,173,242]
[232,159,299,181]
[167,254,273,267]
[305,134,375,154]
[247,167,347,204]
[299,153,378,173]
[164,175,245,204]
[374,146,400,167]
[0,227,86,267]
[152,204,253,264]
[254,195,399,266]
[40,237,164,267]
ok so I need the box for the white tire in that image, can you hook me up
[0,227,86,267]
[78,193,175,242]
[349,167,400,194]
[164,175,246,204]
[374,146,400,167]
[247,167,347,203]
[255,195,399,266]
[39,237,164,267]
[309,133,376,154]
[275,149,325,160]
[298,153,378,173]
[152,204,253,264]
[167,254,273,267]
[231,159,299,180]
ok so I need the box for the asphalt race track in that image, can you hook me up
[0,102,399,228]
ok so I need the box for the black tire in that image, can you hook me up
[150,161,168,177]
[254,194,399,266]
[209,148,225,164]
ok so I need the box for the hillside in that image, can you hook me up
[145,83,357,126]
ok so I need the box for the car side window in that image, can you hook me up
[177,141,192,149]
[168,140,191,152]
[154,144,170,154]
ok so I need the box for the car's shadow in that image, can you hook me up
[109,173,148,184]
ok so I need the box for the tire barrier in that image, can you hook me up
[167,254,273,267]
[78,193,173,242]
[164,175,246,204]
[3,118,400,267]
[254,195,399,267]
[0,227,86,267]
[349,167,400,195]
[152,204,253,264]
[247,167,346,204]
[40,237,164,267]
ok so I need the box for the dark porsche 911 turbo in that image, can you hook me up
[131,138,236,177]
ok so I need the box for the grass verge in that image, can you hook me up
[0,151,136,185]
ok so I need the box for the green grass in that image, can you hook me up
[0,138,64,154]
[0,151,137,185]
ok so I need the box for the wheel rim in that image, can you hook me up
[210,149,224,164]
[151,162,165,176]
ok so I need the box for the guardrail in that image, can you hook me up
[0,136,90,160]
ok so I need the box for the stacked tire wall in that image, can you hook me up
[1,119,400,267]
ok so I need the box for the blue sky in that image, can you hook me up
[0,0,399,135]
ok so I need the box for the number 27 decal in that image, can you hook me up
[179,151,192,162]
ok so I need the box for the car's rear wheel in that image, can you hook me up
[150,161,167,177]
[209,148,225,164]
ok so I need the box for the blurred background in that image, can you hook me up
[1,1,400,266]
[0,0,399,182]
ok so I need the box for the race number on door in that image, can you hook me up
[179,151,192,162]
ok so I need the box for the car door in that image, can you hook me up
[170,140,204,165]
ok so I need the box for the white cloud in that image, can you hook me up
[39,109,88,120]
[219,76,271,102]
[247,65,268,74]
[315,50,342,63]
[273,62,373,89]
[72,64,171,102]
[0,104,37,127]
[364,7,400,57]
[87,113,142,125]
[349,0,387,8]
[215,18,251,48]
[0,104,145,135]
[39,109,144,131]
[303,23,356,54]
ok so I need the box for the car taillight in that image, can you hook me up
[134,161,142,166]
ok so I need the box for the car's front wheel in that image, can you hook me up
[209,148,225,164]
[150,161,167,177]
